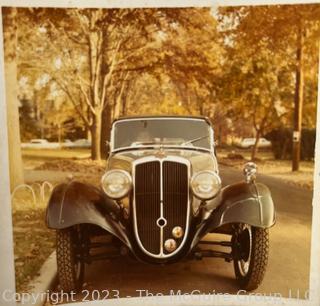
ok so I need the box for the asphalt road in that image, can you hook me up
[53,165,313,303]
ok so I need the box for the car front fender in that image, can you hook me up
[45,181,131,248]
[207,181,276,230]
[190,181,275,250]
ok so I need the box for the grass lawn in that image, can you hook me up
[217,147,314,190]
[13,153,103,292]
[22,148,91,169]
[12,190,55,292]
[217,147,275,160]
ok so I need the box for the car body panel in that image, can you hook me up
[107,149,218,174]
[208,182,275,227]
[21,139,60,149]
[46,179,275,264]
[235,137,272,149]
[46,181,132,248]
[189,182,275,250]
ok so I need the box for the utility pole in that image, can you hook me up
[292,20,304,172]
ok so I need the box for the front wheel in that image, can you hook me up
[56,226,85,292]
[232,224,269,291]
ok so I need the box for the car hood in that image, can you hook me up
[106,148,218,174]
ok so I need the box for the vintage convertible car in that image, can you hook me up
[46,115,275,293]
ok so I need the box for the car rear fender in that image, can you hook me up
[46,181,131,248]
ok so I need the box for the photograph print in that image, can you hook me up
[1,2,319,305]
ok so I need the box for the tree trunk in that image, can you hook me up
[217,124,222,145]
[3,7,24,190]
[86,106,91,141]
[88,23,106,161]
[58,123,62,146]
[91,114,102,160]
[100,105,112,159]
[121,88,128,116]
[113,97,121,119]
[281,138,288,160]
[292,19,304,172]
[86,127,91,141]
[114,76,128,119]
[251,130,261,161]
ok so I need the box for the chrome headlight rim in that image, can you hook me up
[101,169,132,200]
[191,170,221,200]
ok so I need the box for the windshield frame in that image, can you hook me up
[110,117,214,154]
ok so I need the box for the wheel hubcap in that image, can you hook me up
[236,224,253,277]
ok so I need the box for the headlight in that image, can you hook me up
[191,171,221,200]
[101,170,132,199]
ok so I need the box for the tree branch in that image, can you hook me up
[52,76,91,127]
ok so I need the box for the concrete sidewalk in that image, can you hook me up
[25,252,57,306]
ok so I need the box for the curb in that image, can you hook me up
[24,251,57,306]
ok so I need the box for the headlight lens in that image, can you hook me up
[101,170,132,199]
[191,171,221,200]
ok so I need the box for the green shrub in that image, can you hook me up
[265,128,315,160]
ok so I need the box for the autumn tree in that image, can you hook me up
[18,8,219,159]
[2,7,24,190]
[218,4,320,162]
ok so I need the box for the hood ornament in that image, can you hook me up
[154,145,166,158]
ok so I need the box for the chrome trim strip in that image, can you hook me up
[132,156,190,259]
[160,160,164,255]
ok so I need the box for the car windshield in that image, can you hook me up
[112,118,212,151]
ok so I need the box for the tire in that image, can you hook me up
[232,224,269,291]
[56,226,85,292]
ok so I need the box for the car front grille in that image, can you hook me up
[134,158,189,257]
[162,161,188,254]
[135,161,161,254]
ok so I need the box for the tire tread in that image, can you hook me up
[234,226,269,291]
[245,228,269,290]
[56,229,78,292]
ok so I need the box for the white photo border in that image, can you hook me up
[0,1,319,306]
[0,7,17,306]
